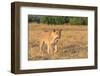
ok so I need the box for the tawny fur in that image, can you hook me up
[39,29,62,54]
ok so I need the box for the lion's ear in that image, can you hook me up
[53,29,56,32]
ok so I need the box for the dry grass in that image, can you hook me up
[28,23,88,60]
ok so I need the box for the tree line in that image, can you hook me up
[28,15,88,25]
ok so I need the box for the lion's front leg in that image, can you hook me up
[54,45,57,53]
[40,41,43,52]
[47,44,50,54]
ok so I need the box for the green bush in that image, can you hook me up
[28,15,35,22]
[40,16,66,25]
[28,15,88,25]
[69,17,87,25]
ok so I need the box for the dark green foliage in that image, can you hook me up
[28,15,35,22]
[28,15,88,25]
[28,15,40,23]
[82,17,88,25]
[40,16,66,25]
[69,17,88,25]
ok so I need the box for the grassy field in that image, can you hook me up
[28,23,88,60]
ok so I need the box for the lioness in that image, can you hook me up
[39,29,62,54]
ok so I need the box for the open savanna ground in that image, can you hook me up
[28,23,88,60]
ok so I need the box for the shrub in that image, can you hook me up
[28,15,88,25]
[69,17,87,25]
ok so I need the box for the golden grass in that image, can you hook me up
[28,23,88,60]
